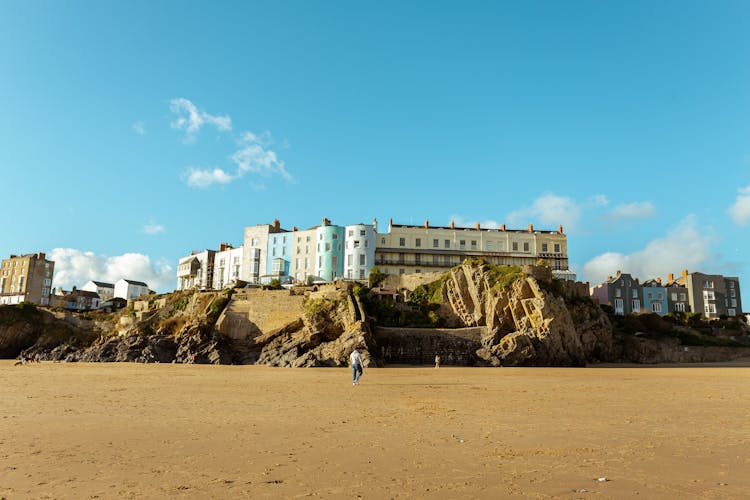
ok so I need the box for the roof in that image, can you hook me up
[90,281,114,288]
[120,279,149,287]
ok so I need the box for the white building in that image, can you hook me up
[81,280,115,300]
[114,279,149,300]
[344,223,376,280]
[176,249,216,291]
[242,220,284,284]
[212,244,245,289]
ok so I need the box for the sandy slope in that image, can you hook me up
[1,360,749,499]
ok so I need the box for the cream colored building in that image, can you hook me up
[242,220,285,284]
[290,226,318,284]
[0,252,55,305]
[374,219,568,276]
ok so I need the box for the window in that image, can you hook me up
[614,298,624,315]
[433,255,439,265]
[444,240,450,249]
[443,256,451,265]
[729,281,735,289]
[632,290,638,298]
[652,302,662,313]
[415,238,421,247]
[728,308,736,316]
[399,238,406,247]
[671,292,678,301]
[347,255,353,266]
[381,238,386,245]
[348,230,353,237]
[730,289,736,297]
[512,242,518,251]
[273,237,277,244]
[459,240,466,249]
[365,240,368,248]
[398,253,405,264]
[554,244,561,253]
[615,289,622,298]
[647,292,653,300]
[471,240,477,249]
[318,256,322,267]
[415,269,421,274]
[657,292,662,300]
[731,299,737,308]
[359,254,365,266]
[680,293,686,301]
[433,239,439,248]
[523,242,529,252]
[325,243,331,252]
[704,303,716,314]
[296,258,300,268]
[486,242,492,250]
[542,243,548,252]
[332,233,338,240]
[354,240,360,248]
[703,280,714,289]
[360,230,365,236]
[272,248,276,256]
[399,269,405,275]
[632,299,640,312]
[332,256,337,267]
[675,303,686,312]
[703,290,715,300]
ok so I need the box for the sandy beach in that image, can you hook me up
[1,361,749,499]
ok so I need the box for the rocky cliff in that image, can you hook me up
[2,261,747,366]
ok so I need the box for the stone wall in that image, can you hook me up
[374,326,485,365]
[216,289,305,341]
[381,271,445,292]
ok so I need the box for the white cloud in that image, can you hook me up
[592,194,609,207]
[449,215,502,229]
[132,121,146,135]
[607,201,656,221]
[507,194,581,232]
[231,131,292,181]
[728,184,750,225]
[143,222,165,235]
[183,167,234,188]
[49,248,175,293]
[581,216,714,285]
[169,98,232,140]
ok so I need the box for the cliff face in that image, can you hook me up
[430,263,613,366]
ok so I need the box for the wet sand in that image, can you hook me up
[1,360,749,499]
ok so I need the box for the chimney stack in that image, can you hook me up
[558,225,563,234]
[38,252,46,260]
[528,224,534,232]
[293,226,298,232]
[682,269,689,278]
[616,270,621,277]
[635,278,639,284]
[668,273,674,282]
[501,223,506,231]
[656,277,662,284]
[450,220,455,229]
[475,222,481,230]
[322,217,331,226]
[273,219,280,230]
[389,217,393,230]
[424,218,429,228]
[373,218,378,232]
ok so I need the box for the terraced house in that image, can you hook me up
[374,218,571,279]
[0,252,54,305]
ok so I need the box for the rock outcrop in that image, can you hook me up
[432,263,613,366]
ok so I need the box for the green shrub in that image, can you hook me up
[368,267,387,288]
[208,296,229,320]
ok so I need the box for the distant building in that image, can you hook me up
[590,271,642,315]
[665,273,690,314]
[53,289,101,311]
[0,252,54,306]
[642,278,668,315]
[315,218,345,281]
[176,249,216,290]
[345,223,376,281]
[290,225,319,284]
[81,280,115,300]
[677,269,742,318]
[242,220,285,284]
[114,279,149,300]
[374,218,569,276]
[212,243,244,289]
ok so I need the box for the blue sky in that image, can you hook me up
[2,1,750,294]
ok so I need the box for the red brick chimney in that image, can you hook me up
[293,226,298,232]
[450,220,455,229]
[558,225,563,234]
[501,224,506,231]
[682,269,689,278]
[656,277,662,284]
[528,224,534,232]
[475,222,480,230]
[273,219,280,230]
[424,218,429,228]
[668,273,674,282]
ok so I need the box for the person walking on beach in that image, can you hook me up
[350,348,364,385]
[435,354,441,369]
